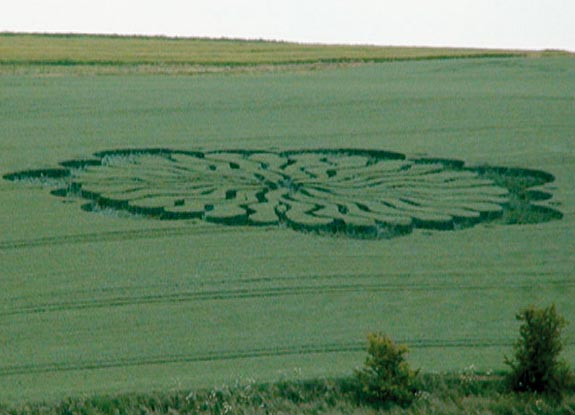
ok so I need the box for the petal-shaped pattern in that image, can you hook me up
[3,148,563,239]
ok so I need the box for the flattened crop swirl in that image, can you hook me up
[3,148,562,239]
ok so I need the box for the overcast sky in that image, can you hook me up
[2,0,575,51]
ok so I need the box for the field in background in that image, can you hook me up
[0,35,574,404]
[2,32,569,75]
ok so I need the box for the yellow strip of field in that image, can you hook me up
[2,32,566,75]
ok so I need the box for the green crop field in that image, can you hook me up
[0,34,574,405]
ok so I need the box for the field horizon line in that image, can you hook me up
[3,31,569,53]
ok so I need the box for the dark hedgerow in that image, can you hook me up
[354,332,419,407]
[505,304,575,398]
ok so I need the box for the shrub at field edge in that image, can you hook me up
[354,332,420,407]
[505,303,575,398]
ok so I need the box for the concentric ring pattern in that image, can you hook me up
[3,148,562,239]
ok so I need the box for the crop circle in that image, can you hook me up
[3,148,562,239]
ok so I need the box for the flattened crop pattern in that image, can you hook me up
[3,148,562,239]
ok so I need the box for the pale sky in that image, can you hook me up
[2,0,575,51]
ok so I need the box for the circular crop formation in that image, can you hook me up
[3,148,562,239]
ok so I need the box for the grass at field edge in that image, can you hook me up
[3,372,574,415]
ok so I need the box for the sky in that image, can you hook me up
[2,0,575,51]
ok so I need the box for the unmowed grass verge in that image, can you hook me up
[2,32,570,76]
[3,372,575,415]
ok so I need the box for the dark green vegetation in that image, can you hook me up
[506,304,575,397]
[0,34,574,404]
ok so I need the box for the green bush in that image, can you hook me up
[505,304,574,397]
[355,332,419,407]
